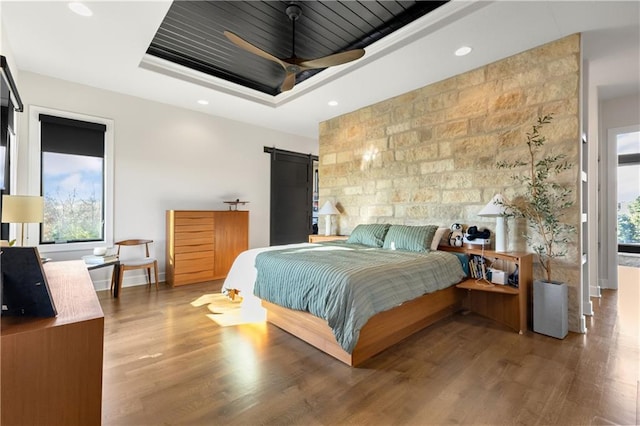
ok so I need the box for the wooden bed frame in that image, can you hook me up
[262,285,465,367]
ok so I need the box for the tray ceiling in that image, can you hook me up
[147,1,448,96]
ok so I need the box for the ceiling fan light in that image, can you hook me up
[455,46,472,56]
[68,2,93,17]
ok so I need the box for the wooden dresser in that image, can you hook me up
[1,261,104,426]
[166,210,249,286]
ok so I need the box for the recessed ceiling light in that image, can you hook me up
[455,46,472,57]
[68,2,93,17]
[197,100,209,105]
[328,100,338,107]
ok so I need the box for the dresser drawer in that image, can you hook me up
[174,234,215,247]
[172,270,215,286]
[174,256,215,274]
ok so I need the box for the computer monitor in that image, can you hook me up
[1,246,57,317]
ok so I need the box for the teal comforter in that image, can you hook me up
[253,242,466,353]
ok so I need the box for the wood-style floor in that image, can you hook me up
[98,269,639,426]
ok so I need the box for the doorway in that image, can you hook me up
[615,128,640,260]
[606,125,640,290]
[264,147,318,246]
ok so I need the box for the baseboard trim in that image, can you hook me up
[90,271,166,291]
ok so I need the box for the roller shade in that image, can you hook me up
[39,114,106,157]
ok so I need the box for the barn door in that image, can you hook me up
[265,147,317,245]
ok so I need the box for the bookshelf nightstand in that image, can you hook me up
[439,246,533,334]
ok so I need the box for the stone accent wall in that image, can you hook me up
[319,34,582,331]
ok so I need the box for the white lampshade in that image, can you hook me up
[1,195,44,246]
[318,201,339,236]
[318,201,340,215]
[478,193,508,217]
[478,194,509,252]
[1,195,44,223]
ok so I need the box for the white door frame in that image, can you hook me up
[606,124,640,290]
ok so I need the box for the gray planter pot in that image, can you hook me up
[533,279,568,339]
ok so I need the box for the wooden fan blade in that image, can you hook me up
[280,72,296,92]
[224,31,287,69]
[299,49,365,69]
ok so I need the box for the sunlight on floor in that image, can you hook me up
[192,292,266,327]
[617,266,640,338]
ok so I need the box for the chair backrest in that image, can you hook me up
[115,239,153,257]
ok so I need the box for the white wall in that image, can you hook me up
[598,93,640,289]
[15,72,318,289]
[601,94,640,129]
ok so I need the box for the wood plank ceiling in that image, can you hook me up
[147,1,448,96]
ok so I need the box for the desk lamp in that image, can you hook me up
[478,193,509,252]
[1,195,44,246]
[318,201,340,236]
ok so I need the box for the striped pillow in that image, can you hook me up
[382,225,438,252]
[346,223,391,247]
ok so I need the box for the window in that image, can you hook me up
[617,129,640,253]
[29,107,114,252]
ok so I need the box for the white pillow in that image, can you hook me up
[431,227,449,250]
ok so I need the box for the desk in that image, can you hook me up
[86,259,121,297]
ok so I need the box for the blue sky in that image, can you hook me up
[42,152,103,201]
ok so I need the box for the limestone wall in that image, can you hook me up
[319,34,582,330]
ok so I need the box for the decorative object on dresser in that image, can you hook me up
[496,114,574,339]
[223,198,249,211]
[318,200,340,236]
[1,260,104,425]
[166,210,249,286]
[477,193,510,252]
[1,194,44,246]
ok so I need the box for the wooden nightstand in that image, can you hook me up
[308,235,348,243]
[439,246,533,334]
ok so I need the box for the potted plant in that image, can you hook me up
[497,113,575,338]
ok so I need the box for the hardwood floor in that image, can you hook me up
[99,274,638,426]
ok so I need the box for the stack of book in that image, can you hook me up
[468,254,489,280]
[82,254,118,264]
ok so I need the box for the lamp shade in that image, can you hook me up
[318,201,339,216]
[477,194,510,252]
[1,195,44,223]
[318,201,339,236]
[478,193,509,217]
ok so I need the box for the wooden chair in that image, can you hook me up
[111,239,159,295]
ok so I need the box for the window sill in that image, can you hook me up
[37,240,111,254]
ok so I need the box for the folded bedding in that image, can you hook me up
[253,242,467,353]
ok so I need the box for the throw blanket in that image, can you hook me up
[253,242,466,353]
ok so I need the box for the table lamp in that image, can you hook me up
[478,193,509,252]
[318,201,340,236]
[1,195,44,246]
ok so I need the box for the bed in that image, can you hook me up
[222,224,468,366]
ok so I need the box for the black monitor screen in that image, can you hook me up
[1,246,57,317]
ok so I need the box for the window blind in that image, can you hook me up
[39,114,106,157]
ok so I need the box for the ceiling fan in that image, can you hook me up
[223,3,365,93]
